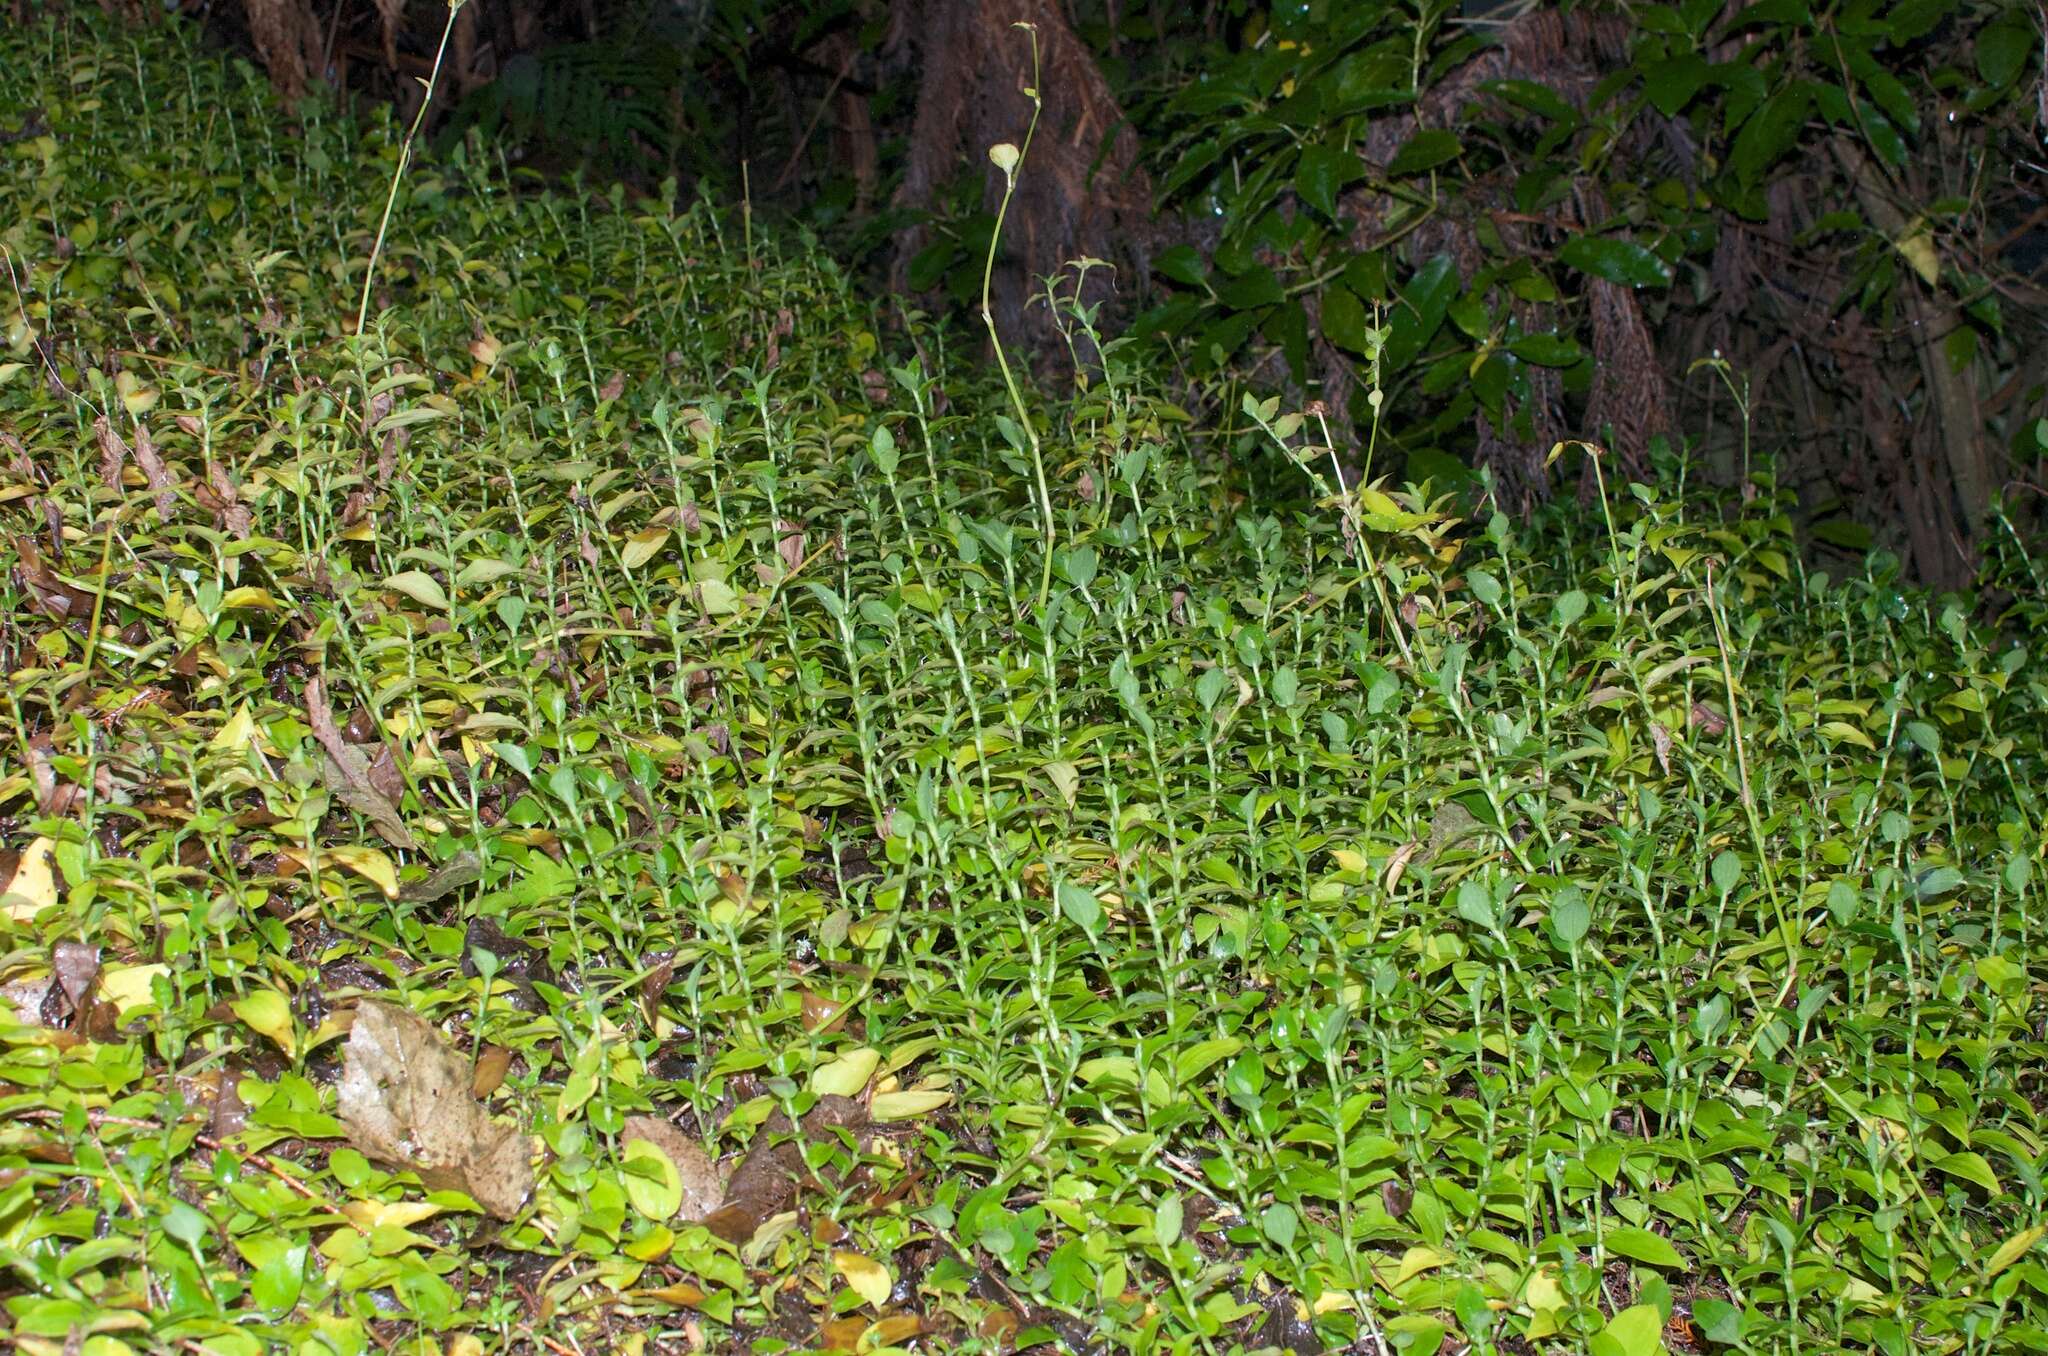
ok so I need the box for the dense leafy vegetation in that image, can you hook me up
[2,14,2047,1356]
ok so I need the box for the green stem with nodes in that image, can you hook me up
[979,23,1057,613]
[354,2,464,337]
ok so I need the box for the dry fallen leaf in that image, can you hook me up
[336,1000,533,1219]
[304,675,418,850]
[701,1094,870,1244]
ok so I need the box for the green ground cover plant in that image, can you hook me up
[1,15,2045,1356]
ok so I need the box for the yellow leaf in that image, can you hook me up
[621,526,672,571]
[220,587,279,611]
[325,845,400,898]
[231,989,298,1053]
[98,964,168,1016]
[1817,720,1876,750]
[1330,849,1368,874]
[1986,1225,2046,1278]
[810,1046,881,1098]
[869,1089,954,1121]
[1,837,61,920]
[833,1250,893,1309]
[342,1199,444,1232]
[1374,1245,1452,1289]
[1895,221,1940,285]
[211,704,257,752]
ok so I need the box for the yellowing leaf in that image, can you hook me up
[869,1089,954,1121]
[325,845,400,898]
[341,1199,443,1232]
[1374,1245,1452,1289]
[220,587,280,611]
[1818,720,1876,750]
[232,989,297,1053]
[455,558,519,588]
[98,964,167,1016]
[1895,221,1940,285]
[1986,1224,2046,1278]
[1330,849,1368,874]
[833,1249,893,1309]
[2,837,61,919]
[621,526,671,570]
[211,703,257,752]
[810,1046,881,1098]
[383,569,450,612]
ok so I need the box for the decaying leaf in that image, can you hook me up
[701,1094,870,1244]
[304,674,418,850]
[336,1000,533,1219]
[129,422,177,520]
[397,850,484,904]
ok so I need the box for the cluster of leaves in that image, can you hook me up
[1127,0,2043,544]
[1,12,2046,1356]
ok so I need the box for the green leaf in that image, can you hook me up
[1175,1037,1242,1084]
[869,423,900,476]
[1691,1297,1743,1344]
[1589,1302,1667,1356]
[620,1138,684,1220]
[1642,53,1711,117]
[1057,881,1102,934]
[1934,1150,2001,1194]
[1154,244,1207,287]
[1296,143,1366,219]
[1605,1226,1685,1269]
[1322,283,1375,356]
[1976,12,2036,88]
[1387,128,1462,176]
[1509,332,1584,366]
[231,989,297,1053]
[1153,1195,1184,1251]
[810,1046,881,1098]
[1220,264,1284,310]
[383,569,451,612]
[1260,1202,1298,1249]
[1558,236,1673,288]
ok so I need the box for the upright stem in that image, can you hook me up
[355,3,463,336]
[979,25,1056,612]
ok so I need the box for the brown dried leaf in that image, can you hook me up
[204,460,253,539]
[50,941,99,1014]
[701,1095,869,1244]
[471,1044,512,1099]
[11,535,97,626]
[336,1000,533,1219]
[639,953,676,1026]
[397,850,484,904]
[776,520,806,573]
[130,423,177,520]
[304,675,418,850]
[93,416,127,492]
[620,1115,725,1223]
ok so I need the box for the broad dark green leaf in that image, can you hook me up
[1386,128,1463,176]
[1558,235,1674,288]
[1295,142,1367,219]
[1510,332,1584,366]
[1321,283,1374,356]
[1642,53,1712,116]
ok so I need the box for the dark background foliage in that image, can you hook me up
[76,0,2048,587]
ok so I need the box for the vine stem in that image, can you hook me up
[354,2,464,336]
